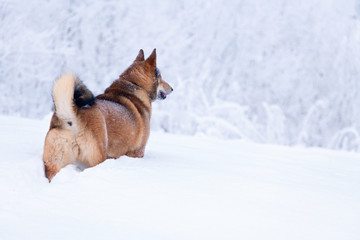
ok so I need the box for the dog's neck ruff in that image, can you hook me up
[96,80,152,117]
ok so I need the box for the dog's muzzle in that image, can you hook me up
[157,87,173,100]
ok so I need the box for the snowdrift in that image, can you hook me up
[0,115,359,239]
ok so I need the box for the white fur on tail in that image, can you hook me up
[52,73,77,128]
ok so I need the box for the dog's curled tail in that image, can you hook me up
[52,73,95,125]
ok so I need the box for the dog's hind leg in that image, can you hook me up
[43,128,79,182]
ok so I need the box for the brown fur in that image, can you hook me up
[43,49,173,182]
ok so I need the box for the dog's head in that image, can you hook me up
[125,49,173,101]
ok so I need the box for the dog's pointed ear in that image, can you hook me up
[145,48,156,67]
[135,49,145,62]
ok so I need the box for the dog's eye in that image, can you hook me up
[155,68,160,78]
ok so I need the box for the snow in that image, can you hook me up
[1,115,359,239]
[1,0,360,151]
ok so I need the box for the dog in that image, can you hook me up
[43,49,173,182]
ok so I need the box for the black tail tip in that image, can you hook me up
[74,79,95,108]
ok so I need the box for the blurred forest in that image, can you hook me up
[1,0,360,151]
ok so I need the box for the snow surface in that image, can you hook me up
[1,0,360,151]
[0,115,359,240]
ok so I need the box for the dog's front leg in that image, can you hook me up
[126,148,145,158]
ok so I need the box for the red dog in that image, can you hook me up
[43,49,173,182]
